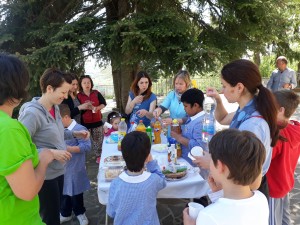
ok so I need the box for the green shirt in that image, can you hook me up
[0,111,44,225]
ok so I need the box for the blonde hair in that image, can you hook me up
[173,70,191,89]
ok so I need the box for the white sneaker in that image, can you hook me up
[77,213,89,225]
[60,214,72,224]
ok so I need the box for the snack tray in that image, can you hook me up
[103,155,125,167]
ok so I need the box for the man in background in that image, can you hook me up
[267,56,297,92]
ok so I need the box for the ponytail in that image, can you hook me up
[256,86,279,147]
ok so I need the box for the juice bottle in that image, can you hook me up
[171,119,182,157]
[117,118,127,151]
[153,119,162,144]
[135,120,146,132]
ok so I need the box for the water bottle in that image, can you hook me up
[202,110,216,143]
[203,96,216,113]
[118,118,127,151]
[128,121,137,133]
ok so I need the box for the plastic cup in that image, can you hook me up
[188,202,204,219]
[191,146,203,157]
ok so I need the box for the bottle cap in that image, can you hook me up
[121,118,125,121]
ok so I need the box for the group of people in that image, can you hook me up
[1,51,300,225]
[107,56,300,225]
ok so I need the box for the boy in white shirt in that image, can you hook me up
[183,129,269,225]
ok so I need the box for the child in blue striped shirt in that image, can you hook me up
[107,131,166,225]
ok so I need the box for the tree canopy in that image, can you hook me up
[0,0,299,111]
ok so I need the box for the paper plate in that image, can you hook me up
[103,155,125,167]
[151,144,168,153]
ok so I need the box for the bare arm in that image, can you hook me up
[207,88,234,125]
[5,149,54,201]
[125,96,134,114]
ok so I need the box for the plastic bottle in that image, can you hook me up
[203,96,216,114]
[118,118,127,151]
[128,121,137,133]
[171,119,182,157]
[171,119,181,134]
[153,119,162,144]
[135,120,146,132]
[146,126,153,144]
[169,144,177,164]
[202,106,216,143]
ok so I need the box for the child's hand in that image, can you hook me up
[183,208,196,225]
[208,174,222,192]
[171,131,181,140]
[73,130,90,140]
[103,126,109,133]
[192,151,211,170]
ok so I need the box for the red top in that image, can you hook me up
[266,120,300,198]
[77,90,102,124]
[49,107,56,119]
[104,127,117,137]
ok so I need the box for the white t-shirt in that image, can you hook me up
[196,191,269,225]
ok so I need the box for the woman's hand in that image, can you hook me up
[136,109,148,118]
[183,208,196,225]
[192,151,211,170]
[133,95,144,105]
[206,87,221,101]
[50,150,72,163]
[73,130,90,139]
[78,102,92,110]
[39,149,55,165]
[153,107,162,118]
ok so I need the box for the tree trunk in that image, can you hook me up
[111,60,138,113]
[253,52,261,66]
[105,0,139,113]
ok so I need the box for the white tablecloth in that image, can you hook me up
[97,137,210,205]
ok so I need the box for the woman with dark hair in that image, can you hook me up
[18,68,89,225]
[62,73,90,124]
[153,70,191,124]
[125,71,157,127]
[0,53,55,225]
[77,75,106,164]
[196,59,279,198]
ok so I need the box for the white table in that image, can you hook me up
[97,137,210,205]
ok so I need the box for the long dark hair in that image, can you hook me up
[130,71,152,100]
[221,59,279,147]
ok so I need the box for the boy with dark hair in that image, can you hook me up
[183,129,269,225]
[266,89,300,225]
[107,131,166,225]
[170,88,207,166]
[58,104,91,225]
